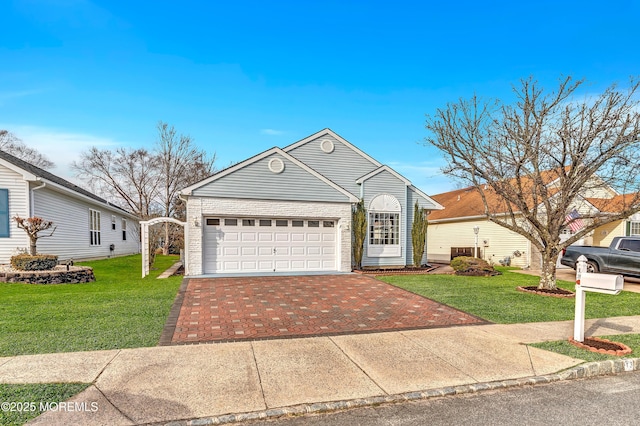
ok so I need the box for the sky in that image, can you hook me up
[1,0,639,195]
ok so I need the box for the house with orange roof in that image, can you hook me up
[427,182,640,269]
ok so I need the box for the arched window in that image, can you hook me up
[368,194,401,257]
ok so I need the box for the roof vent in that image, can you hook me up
[268,157,285,174]
[320,139,335,153]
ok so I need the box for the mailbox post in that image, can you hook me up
[573,255,624,342]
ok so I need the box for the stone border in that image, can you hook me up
[0,266,95,284]
[568,336,633,356]
[155,357,640,425]
[353,266,439,276]
[516,286,575,298]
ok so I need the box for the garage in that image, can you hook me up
[203,217,338,273]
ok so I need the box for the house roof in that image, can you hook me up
[0,149,137,218]
[586,193,639,213]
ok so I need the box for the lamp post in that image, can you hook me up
[473,226,480,258]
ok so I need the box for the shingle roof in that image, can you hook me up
[0,149,135,216]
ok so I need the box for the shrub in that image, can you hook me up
[10,254,59,271]
[450,256,500,276]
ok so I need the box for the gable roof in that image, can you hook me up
[282,128,382,168]
[356,165,411,185]
[0,150,138,218]
[180,146,359,202]
[586,193,639,213]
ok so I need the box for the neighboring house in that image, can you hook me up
[427,177,637,269]
[0,150,140,264]
[179,129,444,276]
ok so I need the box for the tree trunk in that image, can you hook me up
[538,250,558,290]
[29,236,37,255]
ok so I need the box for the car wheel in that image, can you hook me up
[586,261,599,273]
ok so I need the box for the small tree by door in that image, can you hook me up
[411,202,428,266]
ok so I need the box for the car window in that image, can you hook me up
[619,239,640,252]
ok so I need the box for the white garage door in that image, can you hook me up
[203,217,338,273]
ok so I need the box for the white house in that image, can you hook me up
[0,150,140,263]
[179,129,444,276]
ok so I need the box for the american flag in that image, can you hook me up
[565,209,585,233]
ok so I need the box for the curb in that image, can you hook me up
[157,357,640,426]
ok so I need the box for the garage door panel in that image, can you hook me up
[204,217,338,273]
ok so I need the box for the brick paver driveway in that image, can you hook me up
[163,274,487,345]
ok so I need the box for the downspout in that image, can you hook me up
[30,180,47,216]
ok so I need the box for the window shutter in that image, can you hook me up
[627,221,632,236]
[0,189,9,237]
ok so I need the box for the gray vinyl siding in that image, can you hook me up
[192,153,351,203]
[406,187,434,266]
[0,164,29,263]
[286,134,378,196]
[33,185,140,260]
[361,170,407,267]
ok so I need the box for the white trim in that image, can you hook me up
[320,139,335,153]
[282,128,382,168]
[0,158,37,180]
[181,147,358,202]
[140,217,187,277]
[268,157,285,174]
[356,165,411,185]
[408,185,445,211]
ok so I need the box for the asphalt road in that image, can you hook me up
[240,372,640,426]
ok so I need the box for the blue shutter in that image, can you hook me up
[0,189,9,237]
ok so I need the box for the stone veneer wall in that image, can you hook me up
[0,266,95,284]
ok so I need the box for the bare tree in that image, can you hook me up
[425,76,640,289]
[155,121,216,254]
[72,147,160,219]
[13,216,56,255]
[0,130,55,169]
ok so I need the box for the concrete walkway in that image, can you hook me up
[3,316,640,425]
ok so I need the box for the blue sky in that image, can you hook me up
[1,0,639,194]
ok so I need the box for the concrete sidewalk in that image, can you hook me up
[3,316,640,425]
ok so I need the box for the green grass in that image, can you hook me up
[0,255,182,357]
[531,334,640,362]
[379,268,640,324]
[0,383,89,425]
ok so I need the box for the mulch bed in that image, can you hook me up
[568,336,633,356]
[354,265,439,276]
[516,286,575,298]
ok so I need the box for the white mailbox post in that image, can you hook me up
[573,255,624,342]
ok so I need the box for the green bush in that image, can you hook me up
[450,256,500,276]
[10,254,59,271]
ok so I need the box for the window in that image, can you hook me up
[259,219,272,226]
[323,221,335,228]
[122,218,127,240]
[628,221,640,236]
[308,220,320,227]
[619,238,640,252]
[369,212,399,245]
[90,209,101,246]
[0,189,8,238]
[206,218,220,226]
[111,215,116,231]
[224,218,237,226]
[276,219,288,227]
[292,220,304,227]
[242,219,255,226]
[368,194,401,257]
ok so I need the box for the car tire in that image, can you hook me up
[586,261,599,273]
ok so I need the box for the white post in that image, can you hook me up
[473,226,480,258]
[573,255,588,342]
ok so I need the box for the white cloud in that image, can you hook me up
[1,124,122,185]
[260,128,285,136]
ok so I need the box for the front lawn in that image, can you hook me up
[380,269,640,323]
[530,334,640,362]
[0,255,182,357]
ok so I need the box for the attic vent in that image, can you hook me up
[268,157,285,174]
[320,139,335,153]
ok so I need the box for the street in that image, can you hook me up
[240,372,640,426]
